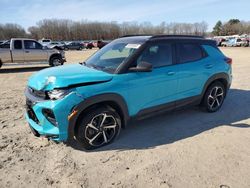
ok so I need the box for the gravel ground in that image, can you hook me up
[0,48,249,188]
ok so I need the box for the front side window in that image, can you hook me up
[24,40,43,50]
[178,43,203,63]
[136,43,173,68]
[14,40,22,49]
[85,42,141,73]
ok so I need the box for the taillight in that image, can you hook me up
[225,57,232,65]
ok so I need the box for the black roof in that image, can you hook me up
[119,34,216,46]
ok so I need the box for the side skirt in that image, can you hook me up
[131,95,202,121]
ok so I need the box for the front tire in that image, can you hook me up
[202,81,226,112]
[75,107,121,150]
[49,56,63,66]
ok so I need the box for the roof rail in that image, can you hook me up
[121,34,204,39]
[150,35,204,39]
[121,34,152,38]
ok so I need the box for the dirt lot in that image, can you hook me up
[0,48,249,188]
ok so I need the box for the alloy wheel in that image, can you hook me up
[207,86,224,110]
[84,113,118,147]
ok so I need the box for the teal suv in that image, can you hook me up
[25,35,232,149]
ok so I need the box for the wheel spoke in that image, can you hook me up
[87,123,98,131]
[103,124,117,129]
[89,132,102,144]
[100,113,107,127]
[208,94,214,100]
[102,131,108,143]
[216,92,223,97]
[210,99,216,108]
[214,87,218,96]
[215,98,220,106]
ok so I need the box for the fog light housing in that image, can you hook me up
[42,108,58,127]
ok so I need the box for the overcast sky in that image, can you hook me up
[0,0,249,31]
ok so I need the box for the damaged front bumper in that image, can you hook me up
[24,87,84,141]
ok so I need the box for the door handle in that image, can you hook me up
[167,71,175,76]
[25,51,30,53]
[205,64,213,69]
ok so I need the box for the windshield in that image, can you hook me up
[84,41,142,73]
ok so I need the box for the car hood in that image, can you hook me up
[28,64,113,91]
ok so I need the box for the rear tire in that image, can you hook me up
[75,106,121,150]
[202,81,226,112]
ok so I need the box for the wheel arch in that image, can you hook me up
[67,93,130,141]
[201,72,230,99]
[49,53,62,62]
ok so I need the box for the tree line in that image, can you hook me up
[1,18,249,41]
[0,19,208,40]
[212,19,250,36]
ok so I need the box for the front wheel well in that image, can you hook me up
[74,101,127,134]
[49,54,62,61]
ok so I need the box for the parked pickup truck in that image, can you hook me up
[0,38,66,68]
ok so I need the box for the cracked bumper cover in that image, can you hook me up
[25,89,84,141]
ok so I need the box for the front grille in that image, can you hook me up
[26,99,39,124]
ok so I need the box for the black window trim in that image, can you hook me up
[176,42,208,64]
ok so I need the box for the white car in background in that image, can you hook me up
[39,38,52,46]
[46,41,66,50]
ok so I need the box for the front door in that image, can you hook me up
[126,42,179,116]
[24,40,48,62]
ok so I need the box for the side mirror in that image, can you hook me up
[129,61,152,72]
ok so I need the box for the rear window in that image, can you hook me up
[179,43,203,63]
[14,40,22,49]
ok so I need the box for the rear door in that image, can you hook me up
[175,42,211,103]
[11,40,25,63]
[24,40,48,62]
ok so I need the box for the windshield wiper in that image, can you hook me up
[80,61,106,71]
[91,64,105,70]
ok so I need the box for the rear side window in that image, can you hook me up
[178,43,203,63]
[14,40,22,49]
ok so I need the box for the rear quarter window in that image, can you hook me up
[202,45,226,58]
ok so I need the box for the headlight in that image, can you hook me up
[47,89,71,100]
